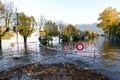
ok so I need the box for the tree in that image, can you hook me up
[61,24,79,42]
[38,15,46,37]
[116,23,120,37]
[43,20,58,44]
[97,7,120,35]
[38,15,46,30]
[44,20,58,37]
[0,1,14,53]
[56,21,65,34]
[56,21,66,43]
[72,34,80,42]
[18,12,35,52]
[38,15,47,45]
[61,24,79,37]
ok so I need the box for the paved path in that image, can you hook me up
[0,52,120,80]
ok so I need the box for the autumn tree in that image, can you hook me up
[61,24,79,37]
[42,20,58,44]
[61,24,79,42]
[97,7,120,35]
[0,1,14,53]
[44,20,58,37]
[18,12,35,52]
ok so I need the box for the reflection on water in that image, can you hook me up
[64,36,120,74]
[93,36,120,72]
[1,36,120,78]
[40,47,58,56]
[101,41,118,59]
[95,36,120,59]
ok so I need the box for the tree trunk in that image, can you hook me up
[0,39,2,55]
[23,37,27,53]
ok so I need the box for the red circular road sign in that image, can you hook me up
[76,42,84,51]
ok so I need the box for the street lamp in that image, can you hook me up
[14,8,19,52]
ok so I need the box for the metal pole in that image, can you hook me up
[16,24,19,52]
[15,9,19,53]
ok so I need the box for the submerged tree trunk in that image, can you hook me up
[0,39,2,55]
[23,37,27,53]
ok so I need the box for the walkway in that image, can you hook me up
[0,51,120,80]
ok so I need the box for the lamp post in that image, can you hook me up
[58,23,62,44]
[14,8,19,52]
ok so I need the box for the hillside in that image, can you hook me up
[75,23,104,34]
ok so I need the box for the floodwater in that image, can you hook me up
[0,35,120,80]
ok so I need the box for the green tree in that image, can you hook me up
[44,20,58,37]
[116,23,120,37]
[0,1,14,53]
[18,12,35,52]
[72,34,79,42]
[62,24,79,37]
[43,20,58,44]
[97,7,120,35]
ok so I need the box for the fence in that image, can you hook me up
[42,42,96,58]
[10,42,39,53]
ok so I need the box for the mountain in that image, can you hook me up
[75,23,104,34]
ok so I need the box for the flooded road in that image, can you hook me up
[0,36,120,80]
[54,36,120,72]
[93,36,120,72]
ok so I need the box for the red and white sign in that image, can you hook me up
[63,42,96,57]
[75,42,84,51]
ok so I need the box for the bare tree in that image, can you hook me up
[0,1,14,53]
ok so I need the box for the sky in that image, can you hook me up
[2,0,120,25]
